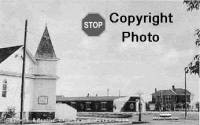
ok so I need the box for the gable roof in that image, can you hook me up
[173,88,191,95]
[152,89,191,96]
[0,45,22,63]
[35,26,57,59]
[153,90,176,96]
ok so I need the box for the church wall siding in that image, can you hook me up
[31,79,56,112]
[35,60,57,75]
[0,48,36,75]
[0,75,33,113]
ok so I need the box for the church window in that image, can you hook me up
[2,79,7,97]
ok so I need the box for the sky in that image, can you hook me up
[0,0,199,103]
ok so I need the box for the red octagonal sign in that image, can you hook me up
[82,13,105,36]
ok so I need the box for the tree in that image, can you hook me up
[186,29,199,76]
[2,106,16,121]
[183,0,200,77]
[183,0,200,11]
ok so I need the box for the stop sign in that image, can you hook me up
[82,13,105,36]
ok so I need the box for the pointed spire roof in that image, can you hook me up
[35,26,57,59]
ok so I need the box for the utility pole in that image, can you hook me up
[139,98,142,121]
[20,20,28,125]
[184,67,188,119]
[137,91,143,122]
[161,90,163,111]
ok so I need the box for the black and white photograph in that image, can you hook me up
[0,0,199,124]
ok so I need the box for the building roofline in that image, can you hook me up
[152,88,191,96]
[0,70,59,80]
[56,96,128,102]
[170,89,177,95]
[35,57,60,61]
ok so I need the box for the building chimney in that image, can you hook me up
[107,88,109,96]
[155,88,157,93]
[172,85,175,90]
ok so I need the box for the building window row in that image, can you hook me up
[69,101,108,111]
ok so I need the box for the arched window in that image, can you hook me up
[2,79,7,97]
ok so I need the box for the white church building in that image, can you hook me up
[0,26,59,120]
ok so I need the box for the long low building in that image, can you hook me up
[56,95,143,112]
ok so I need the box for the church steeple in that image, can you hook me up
[35,26,57,59]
